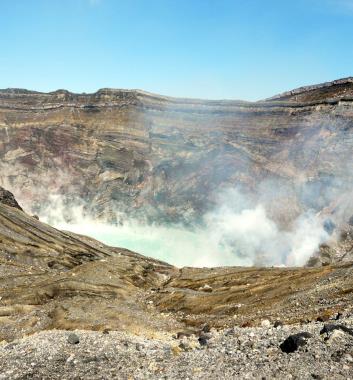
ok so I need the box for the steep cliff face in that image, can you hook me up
[0,80,352,261]
[0,80,353,224]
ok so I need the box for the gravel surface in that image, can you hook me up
[1,318,353,379]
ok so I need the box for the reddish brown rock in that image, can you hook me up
[0,79,352,230]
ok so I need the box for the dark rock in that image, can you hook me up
[198,333,211,347]
[135,343,143,351]
[67,333,80,345]
[0,187,23,210]
[279,332,312,353]
[274,320,283,328]
[320,324,353,336]
[311,374,323,380]
[198,336,208,346]
[201,324,211,333]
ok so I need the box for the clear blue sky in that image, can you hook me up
[1,0,353,100]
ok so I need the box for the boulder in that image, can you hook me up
[280,332,312,353]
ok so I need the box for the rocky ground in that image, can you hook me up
[1,317,353,379]
[0,186,353,379]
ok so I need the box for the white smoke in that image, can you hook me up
[202,188,328,267]
[39,188,329,268]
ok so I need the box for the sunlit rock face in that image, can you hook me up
[0,79,352,264]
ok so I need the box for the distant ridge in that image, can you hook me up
[1,77,353,103]
[267,77,353,101]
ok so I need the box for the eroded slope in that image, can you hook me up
[0,188,352,342]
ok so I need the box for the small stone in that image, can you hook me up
[135,343,144,351]
[225,328,235,336]
[261,319,271,328]
[67,333,80,345]
[198,336,208,347]
[325,329,346,346]
[171,345,182,356]
[176,331,193,339]
[66,354,75,363]
[198,284,213,292]
[198,332,211,345]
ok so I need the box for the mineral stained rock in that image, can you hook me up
[0,78,353,228]
[1,79,353,264]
